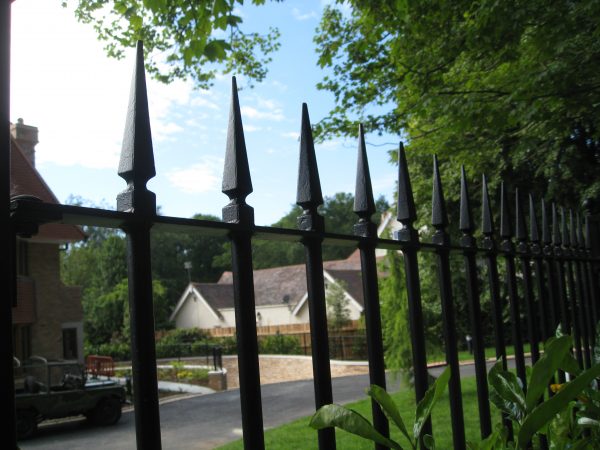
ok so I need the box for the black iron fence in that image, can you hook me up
[2,14,600,450]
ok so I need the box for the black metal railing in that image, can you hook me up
[2,11,600,450]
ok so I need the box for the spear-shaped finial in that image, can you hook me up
[353,124,376,237]
[561,207,570,247]
[296,103,324,231]
[117,40,156,215]
[431,155,448,230]
[552,203,562,246]
[515,189,527,242]
[353,124,375,219]
[576,213,584,250]
[529,195,540,243]
[500,182,512,239]
[569,210,577,249]
[481,174,494,236]
[542,199,551,245]
[396,142,417,226]
[585,216,592,250]
[222,77,253,203]
[459,166,473,233]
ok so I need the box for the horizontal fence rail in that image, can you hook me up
[3,34,600,450]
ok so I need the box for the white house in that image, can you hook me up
[169,253,368,330]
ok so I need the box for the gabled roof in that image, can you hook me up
[10,139,85,243]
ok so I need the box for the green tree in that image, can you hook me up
[64,0,282,88]
[325,279,351,332]
[314,0,600,210]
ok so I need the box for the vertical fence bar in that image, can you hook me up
[542,200,559,334]
[563,209,584,368]
[481,176,512,437]
[297,104,335,450]
[353,125,389,448]
[459,167,492,438]
[553,205,571,335]
[221,78,264,450]
[571,211,591,368]
[578,214,596,351]
[395,143,431,440]
[499,184,527,389]
[515,191,540,363]
[585,217,599,342]
[0,1,17,446]
[431,156,465,449]
[530,196,550,343]
[116,42,161,450]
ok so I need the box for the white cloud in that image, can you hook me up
[281,131,300,140]
[244,125,262,132]
[166,157,223,194]
[292,7,318,21]
[10,0,191,169]
[240,106,284,122]
[191,95,219,110]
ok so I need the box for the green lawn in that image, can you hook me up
[217,376,501,449]
[429,343,533,364]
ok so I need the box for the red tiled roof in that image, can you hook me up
[10,139,85,243]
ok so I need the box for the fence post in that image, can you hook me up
[221,78,264,450]
[515,190,540,363]
[570,211,591,367]
[296,104,335,450]
[430,156,465,449]
[394,143,431,440]
[353,124,389,448]
[0,1,17,446]
[585,217,600,343]
[530,196,551,343]
[116,42,162,450]
[459,167,492,438]
[481,176,512,438]
[578,214,596,352]
[499,183,527,390]
[562,208,585,368]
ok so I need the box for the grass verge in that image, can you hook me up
[216,376,500,449]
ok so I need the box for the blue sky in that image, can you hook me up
[10,0,398,225]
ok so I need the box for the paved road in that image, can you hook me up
[19,360,518,449]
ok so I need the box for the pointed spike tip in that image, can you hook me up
[296,103,323,208]
[459,166,473,232]
[396,142,417,224]
[529,195,540,242]
[222,77,253,199]
[431,155,448,228]
[118,40,155,182]
[552,203,561,245]
[515,189,527,241]
[481,174,494,235]
[500,182,512,238]
[353,123,375,217]
[541,199,551,244]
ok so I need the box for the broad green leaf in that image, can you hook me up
[488,359,526,422]
[525,335,572,412]
[518,363,600,448]
[143,0,167,12]
[423,434,435,449]
[310,404,402,450]
[466,429,504,450]
[367,384,412,445]
[414,366,450,442]
[559,351,581,376]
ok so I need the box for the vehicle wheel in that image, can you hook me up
[91,397,122,426]
[17,410,37,440]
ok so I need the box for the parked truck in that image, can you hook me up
[15,356,126,439]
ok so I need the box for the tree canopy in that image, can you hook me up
[69,0,600,213]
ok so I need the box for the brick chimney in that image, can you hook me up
[11,118,39,167]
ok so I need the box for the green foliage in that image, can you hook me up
[310,366,451,450]
[64,0,282,88]
[480,332,600,449]
[258,333,301,355]
[314,1,600,212]
[326,280,351,331]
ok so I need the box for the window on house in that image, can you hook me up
[62,328,78,360]
[13,325,32,361]
[17,241,28,276]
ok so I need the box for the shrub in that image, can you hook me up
[259,333,301,355]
